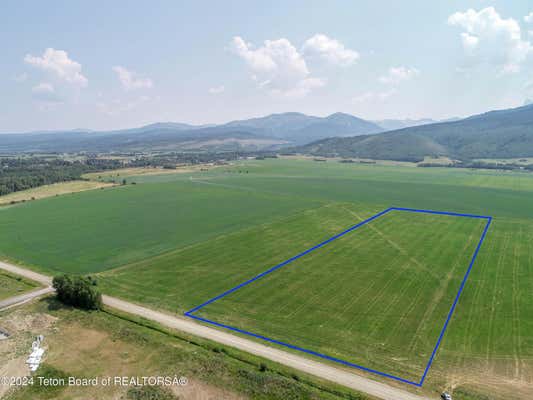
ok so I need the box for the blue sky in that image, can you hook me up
[1,0,533,132]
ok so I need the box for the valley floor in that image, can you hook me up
[0,158,532,399]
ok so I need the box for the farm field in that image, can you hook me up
[0,158,532,398]
[0,180,114,206]
[189,208,488,384]
[100,203,488,384]
[81,164,217,182]
[0,177,319,273]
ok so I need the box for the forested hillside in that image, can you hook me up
[295,103,533,160]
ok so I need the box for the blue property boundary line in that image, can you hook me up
[185,206,492,387]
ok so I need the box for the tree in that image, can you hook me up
[52,274,102,310]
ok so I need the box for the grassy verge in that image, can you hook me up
[0,270,40,300]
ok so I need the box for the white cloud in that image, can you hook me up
[378,66,420,84]
[302,34,359,66]
[448,7,533,73]
[112,66,153,90]
[352,88,397,103]
[208,85,225,94]
[31,82,62,103]
[229,36,325,97]
[97,95,150,116]
[525,12,533,23]
[24,48,88,87]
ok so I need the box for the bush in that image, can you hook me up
[52,274,103,310]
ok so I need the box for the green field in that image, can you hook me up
[0,178,318,273]
[0,158,532,398]
[191,208,487,382]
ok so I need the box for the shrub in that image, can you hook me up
[52,274,103,310]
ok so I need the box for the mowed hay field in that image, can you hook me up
[1,158,533,398]
[191,208,488,384]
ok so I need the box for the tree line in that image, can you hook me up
[0,158,122,196]
[0,151,280,197]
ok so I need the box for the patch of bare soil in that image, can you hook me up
[41,321,244,400]
[443,364,533,400]
[0,308,57,398]
[0,358,27,399]
[1,310,57,333]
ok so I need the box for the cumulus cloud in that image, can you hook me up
[112,66,153,90]
[378,66,420,84]
[302,34,359,66]
[352,88,397,103]
[525,12,533,23]
[24,48,88,87]
[448,7,533,73]
[208,85,225,94]
[229,36,325,97]
[31,82,62,103]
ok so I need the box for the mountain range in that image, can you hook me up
[295,103,533,161]
[225,112,383,143]
[0,113,385,153]
[1,103,533,160]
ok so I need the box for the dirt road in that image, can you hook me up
[0,260,434,400]
[0,287,54,311]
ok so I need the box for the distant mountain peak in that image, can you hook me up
[326,112,364,121]
[270,111,310,117]
[327,112,353,118]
